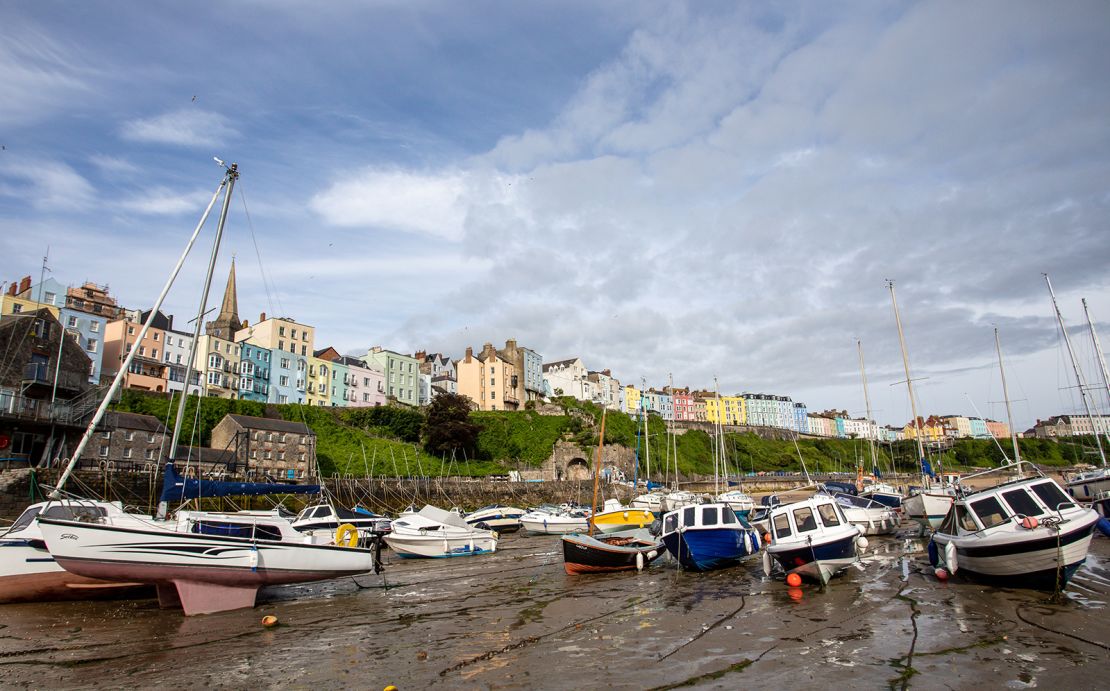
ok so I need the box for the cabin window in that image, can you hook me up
[664,514,677,534]
[311,507,329,519]
[682,506,696,527]
[793,506,818,532]
[42,505,107,521]
[955,505,978,532]
[702,506,718,525]
[817,503,841,527]
[772,512,792,538]
[1030,482,1071,512]
[970,496,1009,529]
[9,506,43,532]
[1002,489,1043,518]
[721,509,737,524]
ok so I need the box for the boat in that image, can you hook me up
[520,505,590,534]
[384,505,497,558]
[660,503,761,571]
[38,507,379,615]
[590,498,655,534]
[762,494,864,585]
[563,410,665,574]
[629,492,665,515]
[717,489,755,519]
[292,503,392,540]
[0,500,152,604]
[929,463,1099,589]
[464,504,525,532]
[821,489,901,536]
[1093,490,1110,537]
[854,340,902,511]
[858,480,903,509]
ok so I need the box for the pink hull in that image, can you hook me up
[0,571,151,604]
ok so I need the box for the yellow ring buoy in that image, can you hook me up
[335,523,359,548]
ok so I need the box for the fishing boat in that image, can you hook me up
[563,410,665,574]
[0,500,152,604]
[590,498,655,534]
[464,504,525,532]
[763,494,864,585]
[384,505,497,558]
[660,503,761,571]
[629,492,665,515]
[929,463,1099,589]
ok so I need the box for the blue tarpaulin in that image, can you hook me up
[159,462,319,503]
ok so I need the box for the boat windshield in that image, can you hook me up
[970,496,1009,529]
[664,513,678,534]
[793,506,818,533]
[1002,488,1043,518]
[817,503,841,527]
[6,506,42,534]
[772,512,792,538]
[701,506,719,525]
[721,509,737,524]
[1030,482,1072,512]
[956,504,978,532]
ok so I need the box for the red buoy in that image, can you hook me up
[934,568,949,581]
[786,573,802,587]
[1021,516,1039,530]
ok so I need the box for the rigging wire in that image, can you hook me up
[236,182,283,318]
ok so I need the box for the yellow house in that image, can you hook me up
[903,416,945,442]
[194,334,241,399]
[306,355,333,407]
[706,396,746,426]
[1,293,60,319]
[624,385,641,414]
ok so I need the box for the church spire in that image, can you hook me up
[205,258,241,339]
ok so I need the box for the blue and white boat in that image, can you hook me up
[763,495,864,585]
[660,503,761,571]
[464,504,525,532]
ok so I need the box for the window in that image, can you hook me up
[151,349,158,359]
[127,325,135,335]
[490,377,496,387]
[793,506,817,532]
[280,376,289,386]
[123,447,132,459]
[99,446,109,457]
[67,315,78,327]
[1002,489,1043,518]
[970,496,1009,529]
[90,321,99,333]
[124,430,134,441]
[490,391,495,400]
[44,291,56,304]
[302,332,308,341]
[208,354,222,369]
[817,503,841,527]
[152,332,159,341]
[281,358,290,369]
[772,512,793,538]
[86,339,98,353]
[956,505,978,532]
[279,395,288,404]
[1030,482,1071,511]
[291,329,297,339]
[278,452,285,461]
[145,448,155,460]
[10,303,21,314]
[701,506,719,525]
[279,326,286,336]
[301,345,306,356]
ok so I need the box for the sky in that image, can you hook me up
[2,1,1110,432]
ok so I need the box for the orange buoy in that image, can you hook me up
[384,686,398,691]
[261,615,278,627]
[934,568,949,581]
[1021,516,1039,530]
[786,573,802,587]
[763,532,772,544]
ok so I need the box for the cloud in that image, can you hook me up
[118,187,215,215]
[120,109,239,148]
[0,158,95,211]
[0,23,94,127]
[89,154,141,176]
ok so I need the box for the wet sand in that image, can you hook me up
[0,532,1106,690]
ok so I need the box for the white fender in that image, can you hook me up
[636,552,645,571]
[762,548,772,577]
[944,541,959,574]
[856,536,869,552]
[646,550,658,560]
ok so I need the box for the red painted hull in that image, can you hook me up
[0,571,151,604]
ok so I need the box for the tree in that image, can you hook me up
[423,393,481,458]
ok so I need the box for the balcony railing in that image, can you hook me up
[22,363,85,392]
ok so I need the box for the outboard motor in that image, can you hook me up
[649,518,663,536]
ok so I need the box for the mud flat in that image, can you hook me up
[0,532,1106,689]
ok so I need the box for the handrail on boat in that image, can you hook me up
[954,460,1044,488]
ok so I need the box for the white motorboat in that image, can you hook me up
[903,486,956,530]
[1066,467,1110,501]
[464,504,525,532]
[664,490,701,511]
[385,505,497,558]
[929,465,1099,590]
[0,500,152,604]
[629,493,665,515]
[717,490,755,519]
[520,506,590,535]
[858,481,903,510]
[292,503,392,539]
[37,509,379,615]
[763,495,865,585]
[823,490,901,536]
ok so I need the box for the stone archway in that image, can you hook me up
[565,458,590,481]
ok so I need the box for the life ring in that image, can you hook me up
[335,523,359,548]
[0,434,10,450]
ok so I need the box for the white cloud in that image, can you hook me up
[0,24,94,127]
[118,187,214,215]
[120,109,239,148]
[0,158,94,211]
[89,154,141,176]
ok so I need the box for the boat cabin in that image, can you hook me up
[662,503,743,535]
[938,479,1074,536]
[769,498,850,543]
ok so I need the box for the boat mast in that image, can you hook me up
[168,163,240,460]
[49,168,231,498]
[887,280,928,481]
[588,409,608,537]
[641,377,650,484]
[993,327,1022,465]
[1044,274,1107,466]
[857,339,879,476]
[713,377,722,496]
[1082,298,1110,445]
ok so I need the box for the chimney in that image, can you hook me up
[259,312,266,322]
[602,369,611,376]
[6,282,15,296]
[465,346,473,362]
[415,350,427,361]
[19,276,31,293]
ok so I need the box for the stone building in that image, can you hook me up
[456,343,520,411]
[85,412,168,466]
[209,414,315,480]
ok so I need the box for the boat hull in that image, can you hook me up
[591,508,655,534]
[0,539,150,604]
[384,533,497,558]
[521,517,589,535]
[903,491,953,530]
[561,531,663,575]
[767,532,860,585]
[661,526,759,572]
[840,506,901,536]
[1066,471,1110,501]
[932,513,1098,590]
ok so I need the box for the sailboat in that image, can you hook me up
[562,410,665,575]
[34,163,379,615]
[888,280,955,530]
[713,381,754,518]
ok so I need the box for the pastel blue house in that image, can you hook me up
[968,417,990,439]
[793,402,808,434]
[266,351,305,405]
[237,343,271,402]
[834,416,847,438]
[31,278,106,384]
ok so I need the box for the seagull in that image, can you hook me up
[192,95,197,102]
